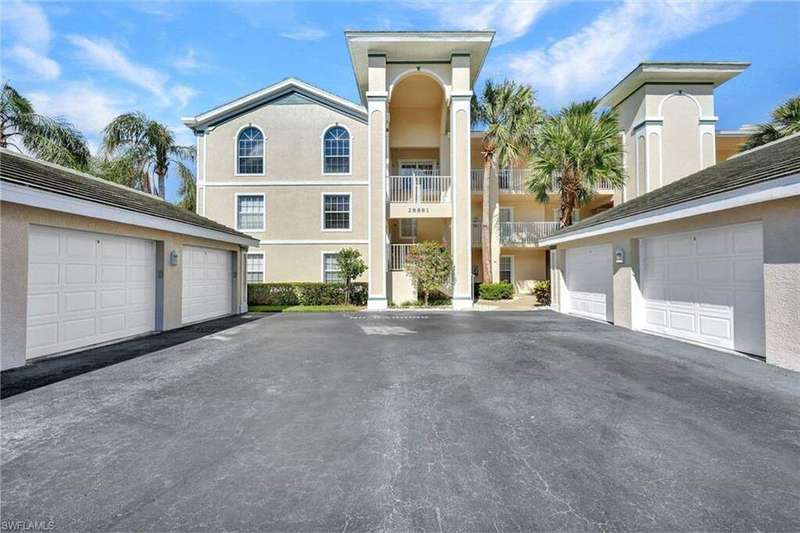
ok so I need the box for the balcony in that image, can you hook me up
[472,221,560,247]
[471,169,614,194]
[388,174,452,219]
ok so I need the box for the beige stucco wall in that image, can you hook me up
[549,197,800,372]
[255,243,368,282]
[202,101,367,184]
[472,248,546,294]
[1,201,247,371]
[204,185,368,242]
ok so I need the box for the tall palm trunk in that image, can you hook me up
[559,170,577,228]
[481,157,493,283]
[156,167,167,199]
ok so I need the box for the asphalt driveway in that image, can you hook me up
[2,311,799,531]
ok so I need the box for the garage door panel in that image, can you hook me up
[26,226,156,359]
[566,244,613,322]
[641,222,764,356]
[181,246,232,324]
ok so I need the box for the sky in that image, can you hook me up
[2,0,798,202]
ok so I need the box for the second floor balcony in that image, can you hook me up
[388,174,452,219]
[472,221,560,247]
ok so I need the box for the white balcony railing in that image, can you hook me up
[500,222,560,245]
[471,221,560,246]
[388,175,452,203]
[471,168,614,194]
[391,243,413,271]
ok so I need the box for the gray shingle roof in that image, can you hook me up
[0,149,255,243]
[547,134,800,240]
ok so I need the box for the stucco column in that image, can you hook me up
[490,177,500,283]
[449,57,473,309]
[366,55,389,310]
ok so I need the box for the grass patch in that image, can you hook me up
[249,304,362,313]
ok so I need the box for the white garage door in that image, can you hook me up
[27,225,156,359]
[566,244,613,322]
[640,222,765,356]
[182,246,232,324]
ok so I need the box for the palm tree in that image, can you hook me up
[176,169,196,211]
[528,100,624,228]
[0,82,90,169]
[741,96,800,151]
[472,80,540,281]
[102,112,194,199]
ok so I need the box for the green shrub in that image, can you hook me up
[479,282,514,300]
[248,282,368,306]
[532,280,551,305]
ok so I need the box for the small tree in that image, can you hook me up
[336,248,366,305]
[404,241,453,306]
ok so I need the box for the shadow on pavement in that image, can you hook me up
[1,314,267,399]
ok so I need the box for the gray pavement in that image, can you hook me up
[1,310,799,532]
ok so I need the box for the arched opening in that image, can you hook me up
[388,73,447,177]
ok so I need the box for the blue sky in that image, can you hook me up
[2,1,798,201]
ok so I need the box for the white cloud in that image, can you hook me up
[66,34,170,102]
[413,1,555,45]
[1,1,61,80]
[171,85,197,109]
[505,0,747,108]
[173,47,200,72]
[6,45,61,80]
[28,83,124,135]
[280,27,329,41]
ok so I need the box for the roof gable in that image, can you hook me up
[182,78,367,130]
[543,134,800,243]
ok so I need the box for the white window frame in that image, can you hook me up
[321,124,353,176]
[499,255,514,284]
[320,192,352,232]
[321,251,343,283]
[235,192,266,232]
[245,250,265,284]
[234,124,266,177]
[499,206,514,224]
[397,159,438,175]
[399,218,417,240]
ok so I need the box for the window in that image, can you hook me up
[246,253,264,283]
[236,194,265,231]
[399,219,417,239]
[323,126,350,174]
[499,207,513,224]
[237,127,264,174]
[322,252,342,283]
[322,193,351,231]
[500,256,513,284]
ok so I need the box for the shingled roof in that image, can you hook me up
[543,133,800,242]
[0,148,257,244]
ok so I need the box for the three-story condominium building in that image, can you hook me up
[183,31,749,310]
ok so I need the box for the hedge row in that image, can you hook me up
[248,282,368,306]
[478,282,514,300]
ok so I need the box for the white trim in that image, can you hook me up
[234,124,266,177]
[205,180,367,187]
[657,91,702,117]
[321,192,353,232]
[0,181,258,247]
[234,192,266,232]
[320,250,343,283]
[321,123,353,176]
[183,78,367,128]
[259,239,368,245]
[539,174,800,245]
[202,133,208,215]
[245,250,265,283]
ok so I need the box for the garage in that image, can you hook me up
[640,222,765,356]
[181,245,233,324]
[26,225,156,359]
[565,244,613,322]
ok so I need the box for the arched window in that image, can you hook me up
[237,127,264,174]
[323,126,350,174]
